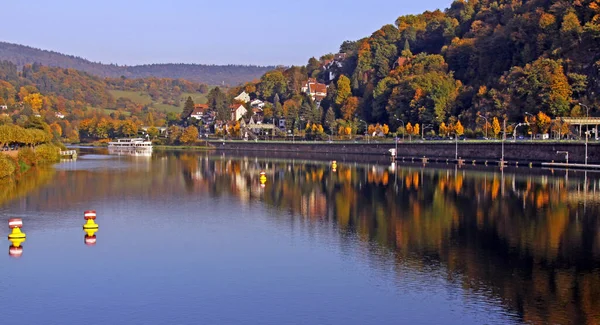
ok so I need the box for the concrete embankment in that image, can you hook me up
[209,141,600,165]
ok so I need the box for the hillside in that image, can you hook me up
[239,0,600,137]
[0,42,274,85]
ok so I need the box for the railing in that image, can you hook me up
[60,150,77,157]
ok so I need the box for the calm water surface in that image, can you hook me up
[1,149,599,325]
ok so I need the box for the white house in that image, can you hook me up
[250,99,265,109]
[234,91,250,103]
[0,105,7,110]
[302,78,328,102]
[55,112,65,119]
[230,104,247,121]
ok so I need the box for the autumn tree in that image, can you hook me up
[180,126,199,144]
[492,117,501,138]
[406,122,414,141]
[536,111,552,134]
[342,96,359,120]
[454,120,464,136]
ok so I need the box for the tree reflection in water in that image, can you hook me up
[1,151,599,324]
[183,154,600,325]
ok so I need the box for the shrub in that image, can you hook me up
[0,154,16,179]
[18,147,38,166]
[35,144,60,165]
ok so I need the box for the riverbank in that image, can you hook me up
[0,144,62,179]
[209,140,600,165]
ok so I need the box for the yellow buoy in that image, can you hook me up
[8,218,26,239]
[83,210,99,230]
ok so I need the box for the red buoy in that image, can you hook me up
[84,210,97,220]
[8,218,23,229]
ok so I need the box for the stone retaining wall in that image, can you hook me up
[209,141,600,164]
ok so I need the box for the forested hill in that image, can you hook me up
[242,0,600,135]
[0,42,274,85]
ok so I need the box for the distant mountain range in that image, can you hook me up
[0,42,275,85]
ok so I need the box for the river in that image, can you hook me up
[0,148,599,325]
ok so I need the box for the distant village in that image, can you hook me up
[184,75,333,139]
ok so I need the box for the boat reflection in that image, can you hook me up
[108,147,153,157]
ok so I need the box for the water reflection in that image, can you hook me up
[177,154,600,325]
[0,151,599,324]
[8,238,25,257]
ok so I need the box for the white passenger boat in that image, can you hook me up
[108,138,153,156]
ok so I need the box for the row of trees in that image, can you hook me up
[0,120,54,148]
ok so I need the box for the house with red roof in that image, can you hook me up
[301,79,328,102]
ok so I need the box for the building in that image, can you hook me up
[234,91,250,103]
[190,104,210,120]
[250,99,265,109]
[301,79,328,102]
[55,112,65,119]
[230,104,247,121]
[0,105,7,110]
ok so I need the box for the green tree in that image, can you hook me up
[208,87,230,121]
[325,107,336,134]
[335,75,352,106]
[259,70,287,101]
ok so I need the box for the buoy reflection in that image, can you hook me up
[8,237,25,258]
[84,228,98,246]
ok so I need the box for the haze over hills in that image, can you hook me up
[0,42,275,85]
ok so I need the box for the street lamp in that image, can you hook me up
[422,124,433,140]
[580,103,591,165]
[357,119,368,143]
[396,118,405,141]
[478,114,489,139]
[525,112,534,141]
[513,123,528,142]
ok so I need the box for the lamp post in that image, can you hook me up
[513,123,528,142]
[478,114,489,139]
[396,119,405,141]
[455,131,459,160]
[580,103,590,165]
[524,112,535,141]
[422,124,433,140]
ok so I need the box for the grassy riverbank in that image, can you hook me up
[0,144,63,179]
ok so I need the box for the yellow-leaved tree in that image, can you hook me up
[455,121,464,136]
[24,93,43,111]
[492,117,501,138]
[406,123,414,141]
[180,126,199,144]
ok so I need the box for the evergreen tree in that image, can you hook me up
[181,96,195,120]
[274,94,283,118]
[325,107,336,134]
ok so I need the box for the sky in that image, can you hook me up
[1,0,451,66]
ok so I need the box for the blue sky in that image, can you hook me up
[1,0,451,66]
